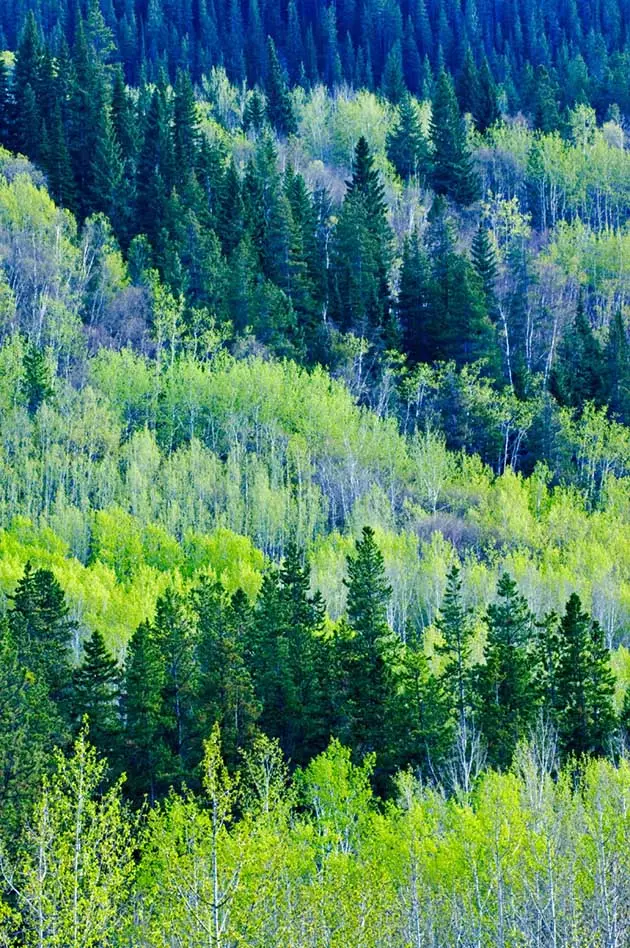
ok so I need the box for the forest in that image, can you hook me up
[0,0,629,943]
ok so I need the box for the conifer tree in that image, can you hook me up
[430,69,480,204]
[72,629,121,760]
[550,294,604,409]
[9,562,75,706]
[476,58,501,131]
[22,343,53,415]
[386,94,430,180]
[554,594,616,758]
[382,40,406,103]
[475,573,536,769]
[335,527,401,763]
[123,620,167,803]
[0,57,11,147]
[604,310,630,424]
[41,102,76,210]
[265,37,297,136]
[435,565,473,729]
[471,221,498,318]
[193,580,259,770]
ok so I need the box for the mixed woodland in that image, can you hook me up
[0,0,629,942]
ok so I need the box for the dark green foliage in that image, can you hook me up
[553,594,616,757]
[249,546,328,764]
[193,581,259,769]
[122,620,167,803]
[386,94,430,180]
[72,629,121,760]
[475,573,536,769]
[430,70,480,205]
[265,37,297,136]
[550,295,604,409]
[335,527,401,770]
[435,565,473,728]
[604,311,630,424]
[10,562,75,705]
[22,343,53,415]
[471,222,498,318]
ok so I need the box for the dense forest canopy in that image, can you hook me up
[0,0,629,942]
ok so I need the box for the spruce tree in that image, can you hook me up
[435,565,473,729]
[386,94,430,180]
[265,37,297,136]
[193,579,259,770]
[430,69,480,205]
[335,527,401,764]
[554,594,616,758]
[9,562,76,707]
[550,294,604,409]
[475,573,536,769]
[22,343,53,415]
[0,57,10,147]
[381,40,406,103]
[471,221,499,319]
[72,629,121,760]
[604,311,630,424]
[476,58,501,132]
[397,229,431,364]
[123,620,168,803]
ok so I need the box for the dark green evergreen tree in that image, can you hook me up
[386,93,430,180]
[430,69,480,205]
[265,37,297,136]
[123,620,168,803]
[72,629,121,760]
[550,294,604,409]
[475,573,536,770]
[22,343,53,415]
[193,580,259,770]
[435,565,473,729]
[554,594,616,758]
[471,221,498,319]
[9,562,75,707]
[381,40,406,103]
[604,311,630,424]
[335,527,401,768]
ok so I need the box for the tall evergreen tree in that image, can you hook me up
[72,629,121,760]
[435,565,473,729]
[335,527,401,768]
[550,294,604,409]
[386,93,430,180]
[554,594,616,758]
[430,69,480,204]
[9,562,75,707]
[265,36,297,136]
[22,343,53,415]
[123,620,168,803]
[604,310,630,424]
[475,573,536,769]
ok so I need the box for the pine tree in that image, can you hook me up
[123,620,168,803]
[41,102,76,210]
[475,573,536,769]
[72,629,121,760]
[0,57,11,147]
[193,579,259,770]
[550,294,604,409]
[471,221,498,318]
[435,565,473,729]
[604,311,630,424]
[476,58,501,132]
[11,12,42,155]
[173,69,200,181]
[9,562,76,707]
[335,527,401,765]
[87,106,124,220]
[386,93,430,180]
[457,48,481,119]
[554,594,616,758]
[151,589,198,782]
[430,69,480,205]
[0,621,65,838]
[381,40,406,103]
[22,343,53,415]
[265,37,297,136]
[397,229,431,363]
[243,90,267,136]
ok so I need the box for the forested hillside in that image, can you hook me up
[0,0,630,942]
